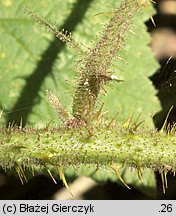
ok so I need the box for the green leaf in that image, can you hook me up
[104,10,160,128]
[0,0,160,196]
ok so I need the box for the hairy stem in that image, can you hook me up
[0,125,175,174]
[72,0,140,121]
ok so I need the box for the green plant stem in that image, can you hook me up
[72,0,140,120]
[0,125,176,173]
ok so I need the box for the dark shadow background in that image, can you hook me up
[148,0,176,200]
[1,0,176,199]
[148,0,176,130]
